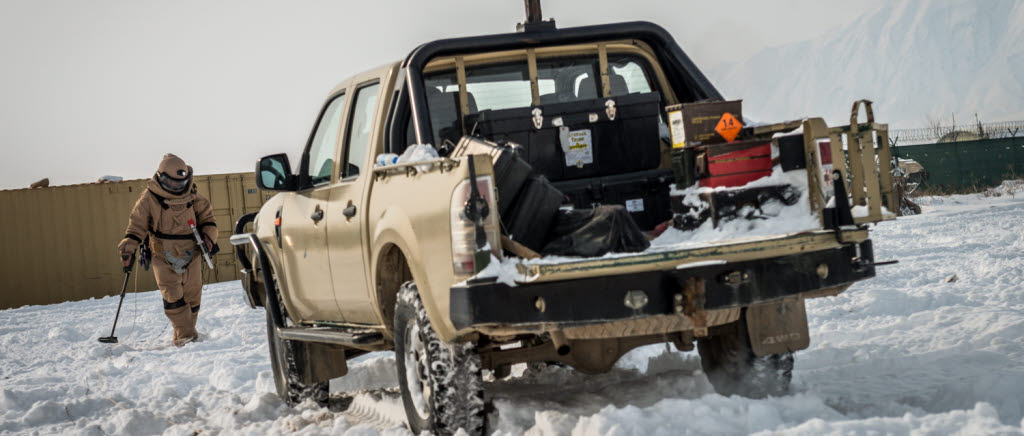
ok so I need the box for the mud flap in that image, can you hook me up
[297,342,349,385]
[745,297,810,356]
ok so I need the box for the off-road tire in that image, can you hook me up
[696,311,793,398]
[265,277,329,407]
[394,282,485,435]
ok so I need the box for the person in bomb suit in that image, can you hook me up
[117,154,217,346]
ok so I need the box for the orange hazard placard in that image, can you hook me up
[715,112,743,143]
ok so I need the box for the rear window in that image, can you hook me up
[537,56,599,104]
[420,53,656,146]
[609,55,654,95]
[465,63,534,111]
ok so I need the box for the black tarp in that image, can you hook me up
[541,205,650,257]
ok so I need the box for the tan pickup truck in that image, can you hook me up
[231,18,897,436]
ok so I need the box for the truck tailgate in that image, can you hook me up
[513,228,869,284]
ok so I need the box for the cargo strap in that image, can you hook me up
[598,44,610,98]
[527,49,540,106]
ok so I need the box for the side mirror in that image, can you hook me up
[256,154,297,191]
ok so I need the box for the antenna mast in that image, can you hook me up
[517,0,556,32]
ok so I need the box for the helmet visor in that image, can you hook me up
[158,171,191,194]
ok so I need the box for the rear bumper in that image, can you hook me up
[450,240,874,330]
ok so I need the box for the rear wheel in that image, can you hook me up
[697,312,793,398]
[394,282,485,435]
[265,276,329,406]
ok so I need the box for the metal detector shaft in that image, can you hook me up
[98,257,133,344]
[106,271,131,336]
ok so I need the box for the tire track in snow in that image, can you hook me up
[338,390,408,431]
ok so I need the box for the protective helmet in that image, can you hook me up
[155,153,193,195]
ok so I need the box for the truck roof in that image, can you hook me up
[325,61,402,99]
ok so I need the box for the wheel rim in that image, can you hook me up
[404,322,431,419]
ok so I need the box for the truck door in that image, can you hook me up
[327,81,380,323]
[278,92,347,322]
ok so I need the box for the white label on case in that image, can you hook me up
[560,128,594,168]
[625,198,644,212]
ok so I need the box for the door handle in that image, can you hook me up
[343,204,357,218]
[311,206,324,222]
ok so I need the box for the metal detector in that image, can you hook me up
[98,253,134,344]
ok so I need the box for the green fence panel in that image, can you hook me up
[894,137,1024,190]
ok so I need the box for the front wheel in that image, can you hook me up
[697,311,793,398]
[394,282,485,435]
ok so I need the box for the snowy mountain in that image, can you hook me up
[706,0,1024,128]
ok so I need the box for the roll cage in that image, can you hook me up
[384,21,723,154]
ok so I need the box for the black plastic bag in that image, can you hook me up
[541,205,651,257]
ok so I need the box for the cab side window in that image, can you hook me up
[305,93,347,186]
[342,82,381,179]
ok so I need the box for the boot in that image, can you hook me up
[166,305,198,347]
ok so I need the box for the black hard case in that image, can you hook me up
[451,136,534,216]
[464,92,663,183]
[554,168,674,231]
[503,175,565,252]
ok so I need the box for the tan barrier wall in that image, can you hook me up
[0,173,267,310]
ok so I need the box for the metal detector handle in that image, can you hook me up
[121,252,135,274]
[187,219,215,269]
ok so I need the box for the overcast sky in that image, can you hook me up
[0,0,881,189]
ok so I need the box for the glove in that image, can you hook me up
[202,235,214,253]
[119,253,132,268]
[117,237,138,257]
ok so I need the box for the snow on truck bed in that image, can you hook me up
[3,193,1024,435]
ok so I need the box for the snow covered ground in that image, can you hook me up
[3,192,1024,435]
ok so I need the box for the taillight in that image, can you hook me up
[451,176,501,275]
[816,139,835,202]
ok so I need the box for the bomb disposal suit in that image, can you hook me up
[117,154,217,346]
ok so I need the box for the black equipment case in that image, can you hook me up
[464,92,664,182]
[553,168,674,231]
[502,175,565,252]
